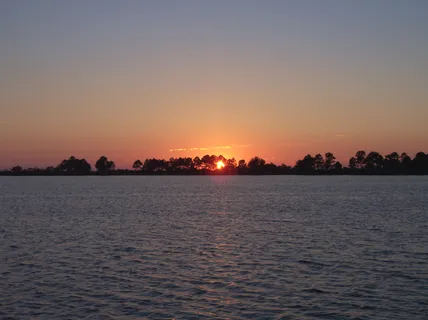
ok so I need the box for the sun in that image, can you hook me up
[216,160,225,170]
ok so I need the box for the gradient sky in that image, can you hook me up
[1,0,427,168]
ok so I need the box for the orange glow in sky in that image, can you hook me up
[1,2,428,169]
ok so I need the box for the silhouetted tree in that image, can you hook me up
[295,154,315,174]
[314,154,324,172]
[400,152,412,173]
[355,150,366,166]
[278,163,292,174]
[248,156,266,173]
[324,152,336,172]
[45,166,56,174]
[363,152,384,173]
[221,158,237,174]
[264,162,278,174]
[11,166,23,174]
[412,152,428,174]
[193,156,202,168]
[201,154,213,170]
[143,158,167,173]
[238,159,246,168]
[133,159,143,170]
[209,155,218,169]
[383,152,400,174]
[348,157,357,170]
[226,158,237,169]
[237,159,247,174]
[185,157,193,167]
[348,150,366,173]
[58,156,91,175]
[167,157,193,172]
[334,161,343,173]
[218,155,226,163]
[95,156,115,174]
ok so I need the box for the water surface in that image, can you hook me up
[1,176,428,319]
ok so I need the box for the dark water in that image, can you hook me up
[1,176,428,319]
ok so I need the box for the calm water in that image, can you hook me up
[1,176,428,319]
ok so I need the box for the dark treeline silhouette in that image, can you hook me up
[2,151,428,176]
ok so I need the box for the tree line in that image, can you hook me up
[2,151,428,175]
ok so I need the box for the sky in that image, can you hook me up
[1,0,427,168]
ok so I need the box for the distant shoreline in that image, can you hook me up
[3,151,428,176]
[1,172,428,176]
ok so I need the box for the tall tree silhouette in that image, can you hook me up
[95,156,115,174]
[193,156,202,169]
[363,152,384,173]
[295,154,315,174]
[133,159,143,170]
[400,152,412,173]
[384,152,400,174]
[200,154,218,170]
[248,156,266,174]
[348,150,366,172]
[324,152,336,171]
[334,162,343,173]
[412,152,428,174]
[237,159,247,174]
[226,158,237,169]
[238,159,246,168]
[314,154,324,172]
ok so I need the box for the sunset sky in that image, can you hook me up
[1,1,427,168]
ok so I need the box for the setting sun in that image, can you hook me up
[216,160,225,170]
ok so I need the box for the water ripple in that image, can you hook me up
[1,176,428,319]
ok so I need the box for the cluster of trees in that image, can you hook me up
[130,155,287,175]
[293,151,428,175]
[346,151,428,175]
[8,156,116,176]
[2,151,428,176]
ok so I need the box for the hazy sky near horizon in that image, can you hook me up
[1,0,427,168]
